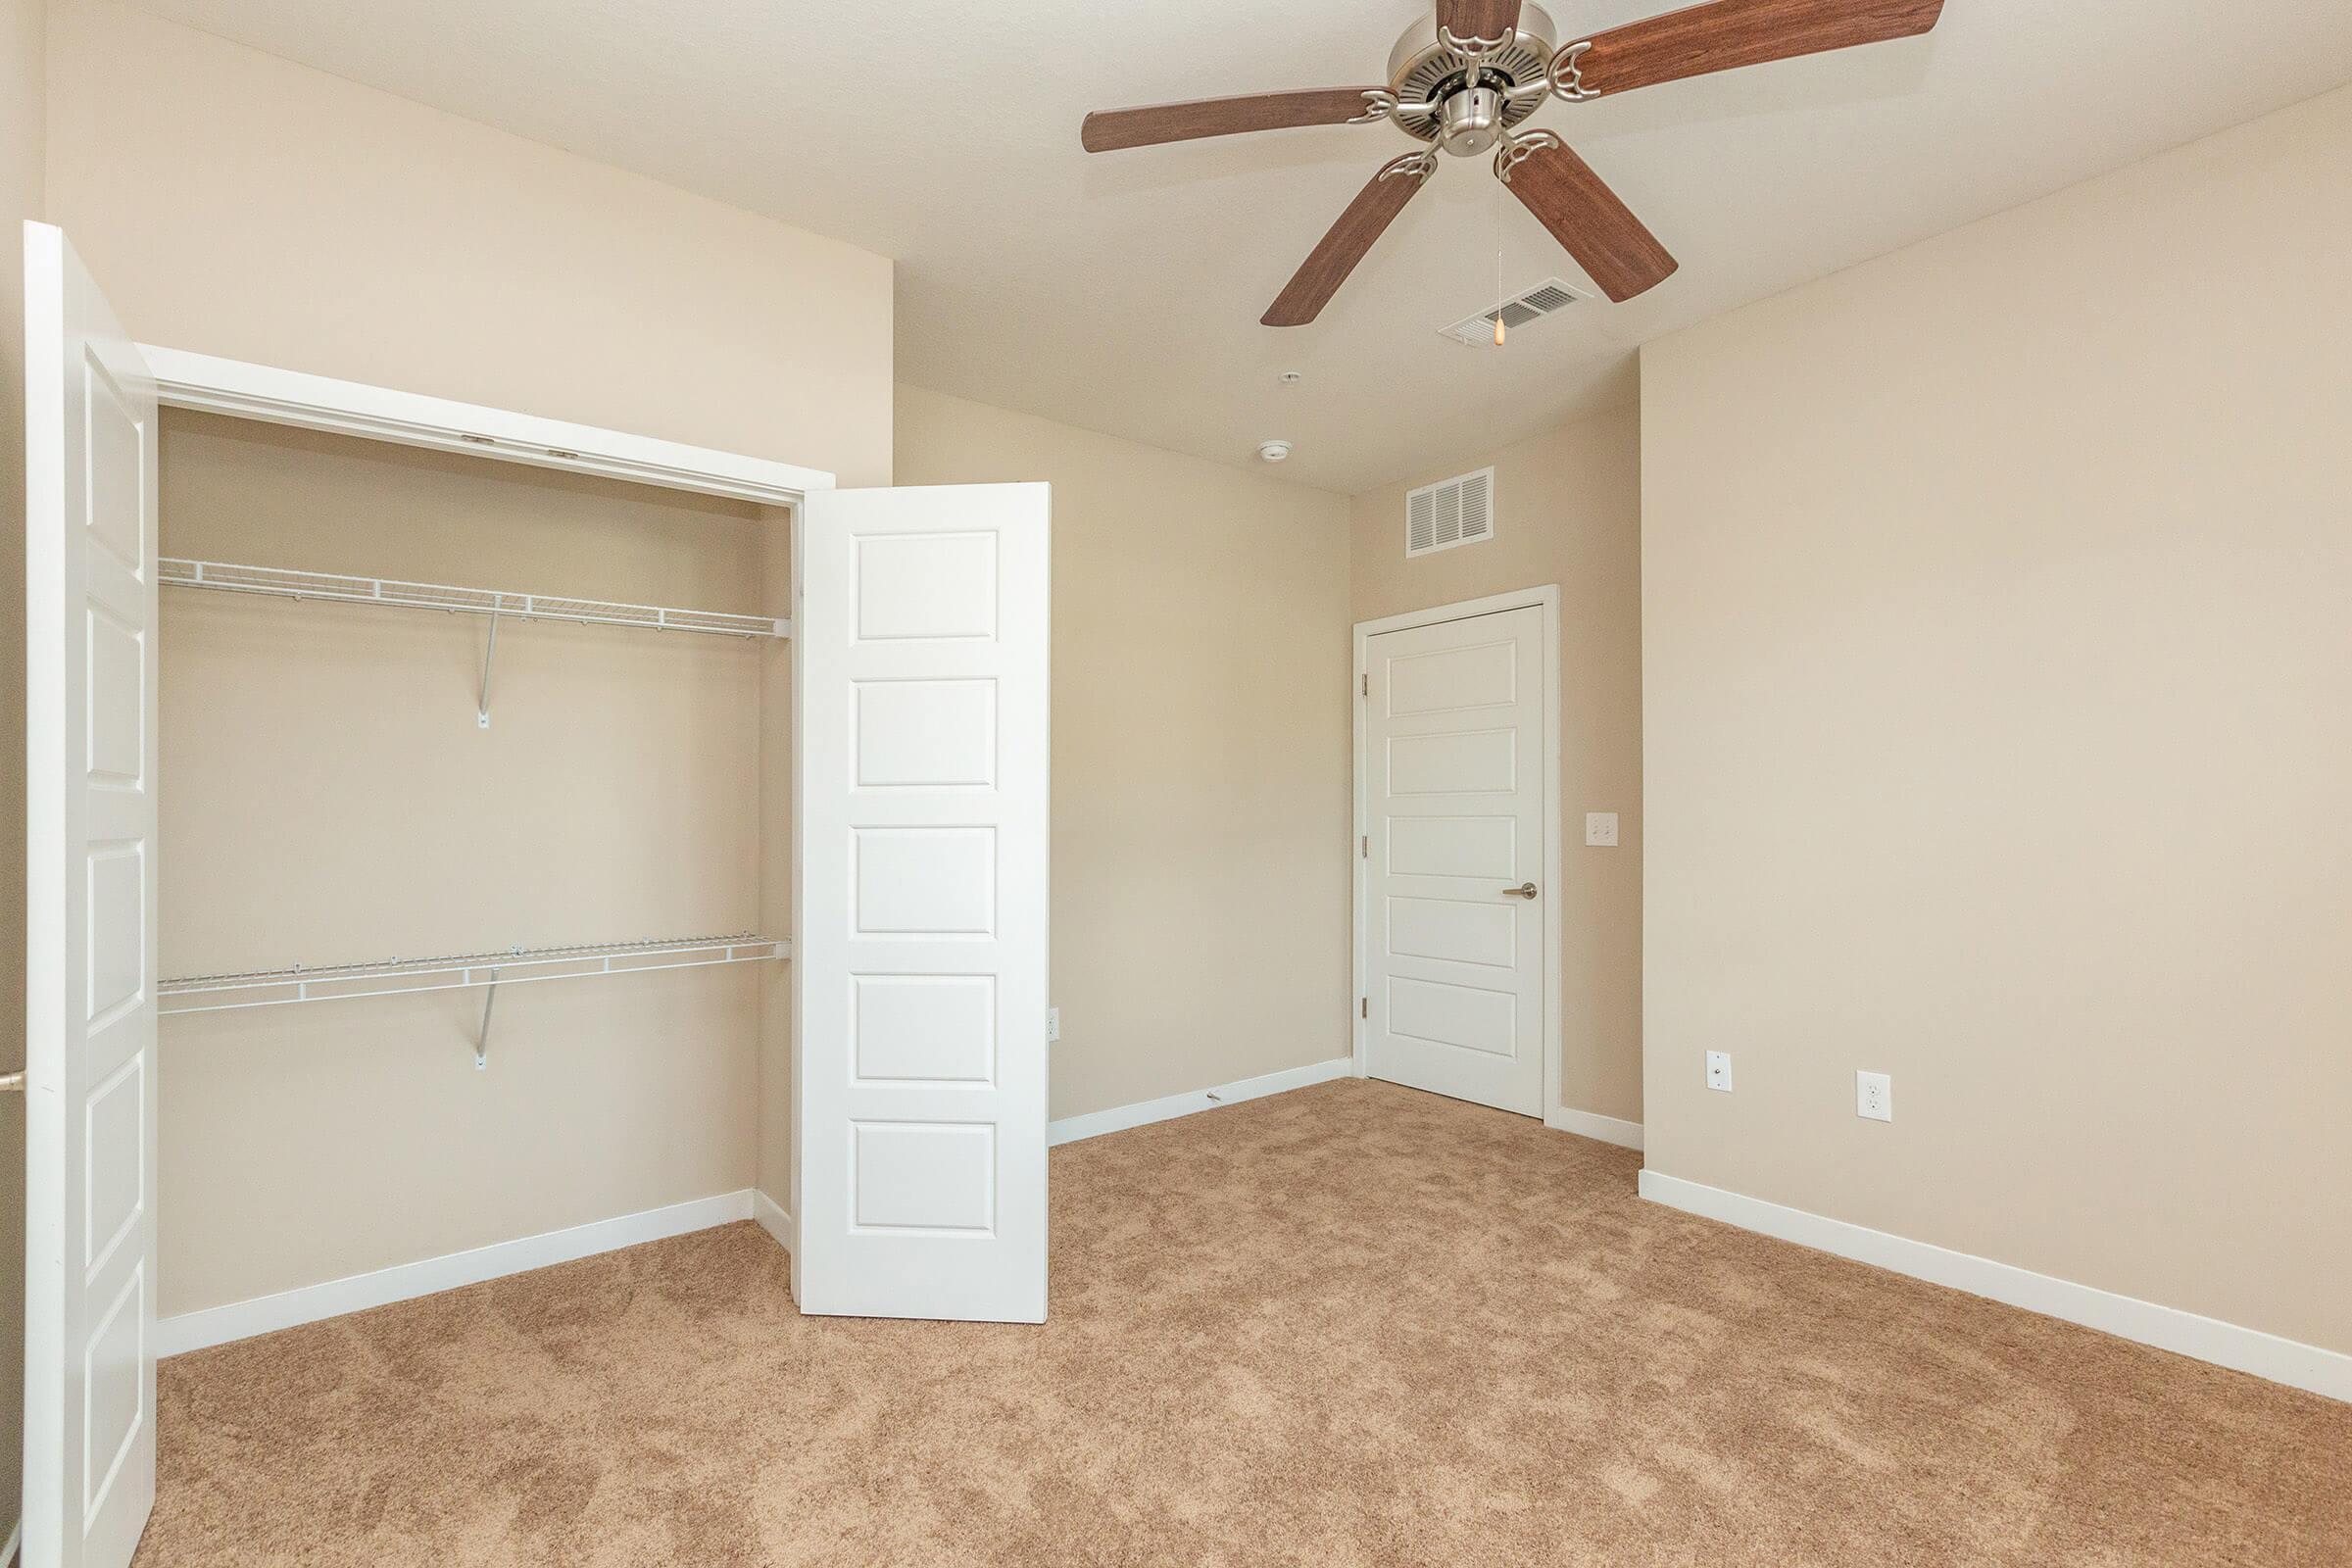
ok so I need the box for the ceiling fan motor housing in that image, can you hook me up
[1389,3,1558,157]
[1436,87,1507,156]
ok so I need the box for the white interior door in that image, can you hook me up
[1363,606,1545,1116]
[795,482,1050,1322]
[22,221,161,1568]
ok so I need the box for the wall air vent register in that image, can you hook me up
[1405,466,1495,558]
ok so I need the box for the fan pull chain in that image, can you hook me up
[1494,179,1507,347]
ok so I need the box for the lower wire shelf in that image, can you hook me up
[160,933,791,1015]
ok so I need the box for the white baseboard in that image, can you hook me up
[1640,1170,2351,1404]
[753,1190,793,1252]
[1545,1103,1644,1151]
[158,1189,757,1357]
[1049,1055,1355,1148]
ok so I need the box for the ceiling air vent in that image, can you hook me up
[1405,466,1495,559]
[1439,277,1590,346]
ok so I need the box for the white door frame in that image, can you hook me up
[134,345,833,505]
[33,334,827,1298]
[120,345,830,1229]
[1352,586,1562,1121]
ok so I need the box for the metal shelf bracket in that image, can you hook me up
[473,958,508,1068]
[477,608,500,730]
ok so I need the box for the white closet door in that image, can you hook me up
[22,221,161,1568]
[795,483,1051,1322]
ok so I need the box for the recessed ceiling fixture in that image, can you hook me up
[1258,440,1294,463]
[1081,0,1946,325]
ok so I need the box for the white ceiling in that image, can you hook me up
[123,1,2352,494]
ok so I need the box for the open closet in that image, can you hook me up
[23,220,1051,1568]
[150,409,796,1333]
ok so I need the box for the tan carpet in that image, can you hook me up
[137,1079,2349,1566]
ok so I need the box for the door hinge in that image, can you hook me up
[1360,835,1368,858]
[1360,997,1368,1019]
[1361,673,1369,697]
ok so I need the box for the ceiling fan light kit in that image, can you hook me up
[1081,0,1947,325]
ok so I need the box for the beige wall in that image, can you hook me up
[45,0,893,488]
[1642,84,2352,1353]
[1349,410,1645,1126]
[895,385,1354,1121]
[27,0,888,1316]
[4,0,44,1536]
[154,414,785,1315]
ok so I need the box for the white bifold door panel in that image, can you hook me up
[1364,607,1545,1116]
[23,222,162,1568]
[796,483,1051,1322]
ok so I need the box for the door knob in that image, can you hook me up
[1503,883,1539,899]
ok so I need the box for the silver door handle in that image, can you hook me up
[0,1070,23,1093]
[1502,883,1539,900]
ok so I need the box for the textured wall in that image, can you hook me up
[46,0,892,488]
[1642,85,2352,1352]
[896,385,1354,1121]
[1350,409,1646,1126]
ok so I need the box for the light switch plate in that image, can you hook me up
[1705,1051,1733,1092]
[1586,811,1620,847]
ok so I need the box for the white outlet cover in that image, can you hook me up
[1047,1007,1060,1044]
[1586,811,1620,847]
[1857,1070,1892,1121]
[1705,1051,1733,1092]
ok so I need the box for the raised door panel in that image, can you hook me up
[798,483,1050,1323]
[24,220,161,1568]
[1363,605,1545,1116]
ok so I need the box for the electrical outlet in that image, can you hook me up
[1586,811,1620,848]
[1047,1007,1060,1044]
[1856,1070,1891,1121]
[1705,1051,1733,1093]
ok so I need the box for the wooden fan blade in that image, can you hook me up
[1572,0,1943,96]
[1438,0,1523,42]
[1082,88,1383,153]
[1500,143,1677,303]
[1262,157,1435,327]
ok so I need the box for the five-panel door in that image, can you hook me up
[794,483,1052,1322]
[23,220,163,1568]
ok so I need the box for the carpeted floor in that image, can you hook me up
[137,1078,2349,1566]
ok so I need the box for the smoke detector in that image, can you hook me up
[1257,439,1294,463]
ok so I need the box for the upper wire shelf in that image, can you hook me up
[160,557,790,640]
[159,932,791,1070]
[159,933,791,1015]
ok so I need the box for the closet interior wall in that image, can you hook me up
[156,410,793,1319]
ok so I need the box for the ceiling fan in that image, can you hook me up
[1081,0,1946,326]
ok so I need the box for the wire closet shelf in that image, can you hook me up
[160,557,790,640]
[159,933,792,1015]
